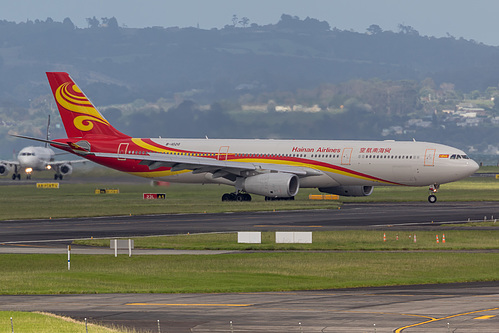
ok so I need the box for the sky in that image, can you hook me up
[2,0,499,46]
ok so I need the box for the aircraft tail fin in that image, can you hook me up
[46,72,129,139]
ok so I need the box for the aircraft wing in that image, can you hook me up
[0,160,20,167]
[47,159,87,168]
[93,152,323,180]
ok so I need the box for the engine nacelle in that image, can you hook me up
[240,173,299,198]
[59,163,73,175]
[319,185,374,197]
[0,163,10,176]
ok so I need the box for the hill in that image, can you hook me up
[0,15,498,163]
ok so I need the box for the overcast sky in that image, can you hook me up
[3,0,499,45]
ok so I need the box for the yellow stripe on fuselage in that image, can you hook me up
[129,138,390,184]
[132,138,170,153]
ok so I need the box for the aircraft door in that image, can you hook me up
[424,149,436,166]
[118,143,129,160]
[341,148,353,165]
[218,146,229,161]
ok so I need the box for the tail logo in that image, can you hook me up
[55,82,110,132]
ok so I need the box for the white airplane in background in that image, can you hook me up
[1,116,86,180]
[17,72,479,203]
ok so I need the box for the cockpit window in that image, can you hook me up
[450,154,470,160]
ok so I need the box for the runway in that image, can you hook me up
[1,282,498,332]
[1,202,498,245]
[1,202,498,332]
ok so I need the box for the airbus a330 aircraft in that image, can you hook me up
[19,72,479,202]
[1,116,85,180]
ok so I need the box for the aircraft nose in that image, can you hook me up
[468,159,480,175]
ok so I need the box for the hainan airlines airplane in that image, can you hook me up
[1,116,85,180]
[17,72,479,202]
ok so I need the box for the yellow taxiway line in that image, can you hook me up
[395,307,499,332]
[127,303,252,307]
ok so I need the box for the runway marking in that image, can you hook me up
[474,315,496,319]
[394,307,499,332]
[126,303,252,307]
[253,225,323,228]
[0,243,51,248]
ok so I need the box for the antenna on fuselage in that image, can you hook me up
[45,115,51,148]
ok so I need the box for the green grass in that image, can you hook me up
[0,183,341,220]
[5,230,498,295]
[0,252,497,295]
[476,165,499,173]
[0,175,498,220]
[0,311,134,333]
[75,230,499,251]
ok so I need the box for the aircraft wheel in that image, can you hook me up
[236,193,245,202]
[244,193,252,202]
[27,175,31,180]
[428,194,437,203]
[222,193,231,202]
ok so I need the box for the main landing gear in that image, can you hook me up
[222,192,252,202]
[54,174,63,180]
[428,184,439,203]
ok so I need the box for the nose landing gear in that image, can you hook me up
[428,184,439,203]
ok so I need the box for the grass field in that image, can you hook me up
[0,312,134,333]
[0,174,498,220]
[0,230,496,295]
[1,252,498,295]
[76,230,499,251]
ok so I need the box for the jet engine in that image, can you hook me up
[0,163,10,176]
[319,185,374,197]
[59,163,73,176]
[240,173,299,198]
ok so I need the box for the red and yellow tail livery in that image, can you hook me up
[46,72,129,139]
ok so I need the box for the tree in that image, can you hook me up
[397,24,419,36]
[102,17,119,30]
[231,14,238,27]
[239,17,250,28]
[366,24,382,35]
[86,16,99,29]
[62,17,75,30]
